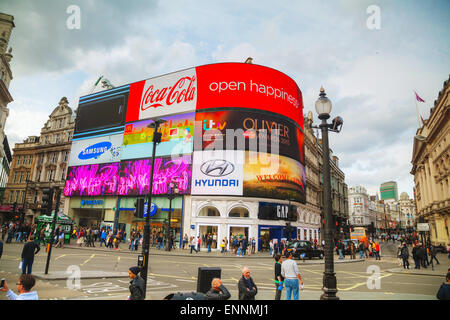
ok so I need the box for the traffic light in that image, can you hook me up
[134,198,145,218]
[41,188,54,215]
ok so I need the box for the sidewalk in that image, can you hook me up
[61,242,365,263]
[387,256,449,278]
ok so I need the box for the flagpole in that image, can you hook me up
[414,91,423,128]
[415,97,421,128]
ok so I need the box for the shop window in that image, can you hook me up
[198,206,220,217]
[228,206,249,218]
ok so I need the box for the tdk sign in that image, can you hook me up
[78,142,112,160]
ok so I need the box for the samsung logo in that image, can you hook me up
[78,142,112,160]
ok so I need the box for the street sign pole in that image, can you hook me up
[45,187,61,275]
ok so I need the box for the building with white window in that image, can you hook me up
[348,185,370,227]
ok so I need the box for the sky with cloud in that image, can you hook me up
[2,0,449,197]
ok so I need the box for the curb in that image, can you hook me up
[33,271,129,281]
[386,268,447,278]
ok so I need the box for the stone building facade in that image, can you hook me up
[0,13,14,211]
[411,74,450,246]
[3,97,75,224]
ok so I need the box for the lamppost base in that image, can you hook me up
[320,289,340,300]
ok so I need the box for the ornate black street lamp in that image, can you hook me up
[166,182,179,251]
[141,118,165,299]
[313,87,343,300]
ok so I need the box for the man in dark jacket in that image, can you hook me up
[238,267,257,300]
[437,272,450,300]
[21,236,40,275]
[205,278,231,300]
[0,239,3,259]
[418,244,427,268]
[412,243,420,269]
[128,266,145,300]
[400,243,410,269]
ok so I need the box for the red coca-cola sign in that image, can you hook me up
[126,63,303,129]
[126,68,198,122]
[140,75,196,111]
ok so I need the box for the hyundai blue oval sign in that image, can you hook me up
[78,142,112,160]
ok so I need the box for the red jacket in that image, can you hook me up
[376,243,380,251]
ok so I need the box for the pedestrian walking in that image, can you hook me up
[182,234,188,250]
[207,235,212,253]
[251,238,256,255]
[190,236,198,254]
[205,278,231,300]
[77,228,85,247]
[0,239,3,260]
[0,274,39,300]
[269,240,274,257]
[99,229,107,247]
[281,251,304,300]
[274,254,284,300]
[350,242,356,260]
[54,230,65,248]
[21,236,40,275]
[238,267,258,300]
[401,242,410,269]
[337,240,344,259]
[127,266,145,300]
[397,244,403,266]
[436,272,450,300]
[242,237,248,256]
[237,237,244,257]
[197,236,201,252]
[358,241,365,259]
[429,245,440,265]
[134,234,140,251]
[375,242,381,260]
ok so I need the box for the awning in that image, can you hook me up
[36,212,74,225]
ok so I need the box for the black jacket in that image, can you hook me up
[238,276,257,300]
[400,246,409,259]
[437,283,450,300]
[129,276,145,300]
[0,240,3,258]
[205,284,231,300]
[412,246,418,259]
[274,262,284,283]
[21,241,40,260]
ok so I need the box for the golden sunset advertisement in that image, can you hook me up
[243,151,306,202]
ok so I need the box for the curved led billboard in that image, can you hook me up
[69,62,305,203]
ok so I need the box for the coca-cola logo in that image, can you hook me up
[140,76,197,111]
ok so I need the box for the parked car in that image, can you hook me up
[434,244,447,253]
[286,240,324,260]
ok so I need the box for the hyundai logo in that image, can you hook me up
[200,160,234,177]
